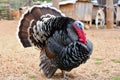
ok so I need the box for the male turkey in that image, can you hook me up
[17,5,93,79]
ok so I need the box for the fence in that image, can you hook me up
[0,0,33,20]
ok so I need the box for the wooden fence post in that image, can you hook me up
[106,0,114,29]
[52,0,61,9]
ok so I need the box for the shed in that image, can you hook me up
[59,0,93,26]
[116,5,120,25]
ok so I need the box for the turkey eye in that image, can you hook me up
[78,23,81,26]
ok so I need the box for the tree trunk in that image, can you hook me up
[106,0,114,29]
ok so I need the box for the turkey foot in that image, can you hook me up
[62,70,71,80]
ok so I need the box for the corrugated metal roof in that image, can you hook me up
[59,0,77,5]
[58,0,120,6]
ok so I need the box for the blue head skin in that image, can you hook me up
[73,21,84,30]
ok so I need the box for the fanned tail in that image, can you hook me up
[40,50,57,78]
[17,5,65,48]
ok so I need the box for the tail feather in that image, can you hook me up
[40,50,57,78]
[18,11,35,47]
[30,7,41,20]
[17,5,65,48]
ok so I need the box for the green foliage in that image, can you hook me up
[111,59,120,63]
[22,71,28,74]
[0,0,8,3]
[29,75,37,79]
[33,0,52,2]
[111,76,120,80]
[9,0,21,9]
[94,58,103,65]
[22,71,37,79]
[94,58,104,61]
[94,61,102,65]
[91,73,99,78]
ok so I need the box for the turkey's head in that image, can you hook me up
[73,21,87,44]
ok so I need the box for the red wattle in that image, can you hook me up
[74,26,87,44]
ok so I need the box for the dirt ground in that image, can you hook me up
[0,20,120,80]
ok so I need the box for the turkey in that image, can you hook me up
[17,5,93,79]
